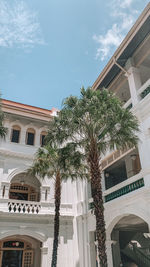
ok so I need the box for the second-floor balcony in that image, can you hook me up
[0,198,73,216]
[0,172,73,217]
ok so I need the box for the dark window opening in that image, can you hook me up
[11,129,20,143]
[41,135,46,146]
[2,250,23,267]
[105,161,127,190]
[27,132,34,145]
[9,192,28,201]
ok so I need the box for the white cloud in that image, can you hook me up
[119,0,134,9]
[93,0,138,61]
[93,24,123,60]
[0,0,44,49]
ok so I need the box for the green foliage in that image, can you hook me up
[29,141,88,182]
[54,87,139,156]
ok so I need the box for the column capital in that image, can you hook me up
[41,247,48,254]
[1,182,10,187]
[128,66,140,74]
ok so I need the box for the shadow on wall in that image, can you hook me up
[47,219,74,243]
[76,261,80,267]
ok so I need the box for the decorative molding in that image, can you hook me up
[41,247,48,254]
[0,148,34,160]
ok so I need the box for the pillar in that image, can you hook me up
[106,239,113,267]
[125,59,142,106]
[35,129,41,147]
[1,182,10,199]
[40,186,50,202]
[40,247,48,267]
[20,129,26,144]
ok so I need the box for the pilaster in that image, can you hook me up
[125,59,142,106]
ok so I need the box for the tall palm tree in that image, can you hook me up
[29,143,87,267]
[51,87,139,267]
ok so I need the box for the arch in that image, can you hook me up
[7,168,42,186]
[106,208,150,238]
[0,230,47,243]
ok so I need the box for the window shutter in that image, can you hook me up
[23,250,33,267]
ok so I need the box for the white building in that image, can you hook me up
[0,100,80,267]
[1,2,150,267]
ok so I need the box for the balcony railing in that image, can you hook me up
[8,199,41,214]
[123,98,133,110]
[88,177,144,209]
[137,78,150,99]
[122,78,150,112]
[105,178,144,202]
[0,198,73,216]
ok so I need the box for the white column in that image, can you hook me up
[4,121,11,143]
[35,129,41,147]
[40,186,50,202]
[40,247,48,267]
[126,66,142,106]
[101,172,105,193]
[106,240,113,267]
[20,129,26,144]
[1,182,10,199]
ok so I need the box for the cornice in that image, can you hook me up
[0,148,34,160]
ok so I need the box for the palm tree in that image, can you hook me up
[52,87,139,267]
[0,98,7,138]
[29,143,87,267]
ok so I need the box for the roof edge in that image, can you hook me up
[92,2,150,90]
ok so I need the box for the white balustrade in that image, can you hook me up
[137,78,150,97]
[123,98,132,109]
[8,199,41,214]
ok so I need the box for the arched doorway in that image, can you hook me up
[111,215,150,267]
[0,236,41,267]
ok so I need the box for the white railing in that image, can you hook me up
[137,78,150,97]
[103,171,144,198]
[8,199,41,214]
[123,98,132,109]
[0,198,73,216]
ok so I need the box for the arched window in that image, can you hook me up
[9,183,40,202]
[11,125,21,143]
[26,128,35,146]
[40,131,47,147]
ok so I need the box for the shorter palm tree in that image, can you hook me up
[29,142,87,267]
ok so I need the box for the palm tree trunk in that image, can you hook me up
[88,138,108,267]
[51,171,61,267]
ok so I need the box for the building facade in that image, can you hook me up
[0,3,150,267]
[0,100,80,267]
[86,3,150,267]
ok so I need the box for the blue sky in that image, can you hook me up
[0,0,149,109]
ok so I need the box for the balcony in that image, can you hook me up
[0,174,73,217]
[0,198,73,217]
[104,177,144,202]
[8,199,41,214]
[122,78,150,111]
